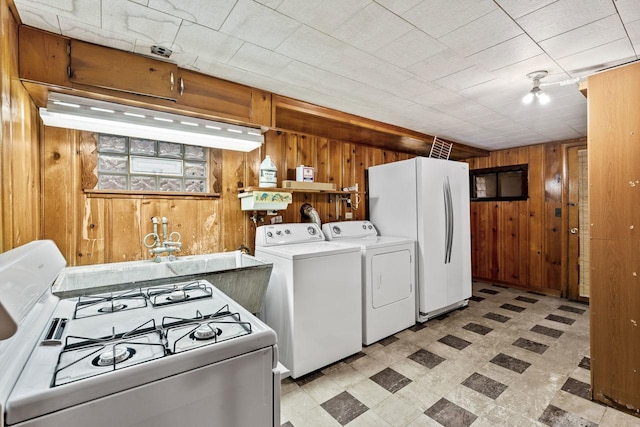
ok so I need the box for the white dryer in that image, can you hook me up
[323,221,416,345]
[254,223,362,379]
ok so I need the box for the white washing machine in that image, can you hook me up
[254,223,362,379]
[323,221,416,345]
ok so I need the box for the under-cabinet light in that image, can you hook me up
[40,93,264,152]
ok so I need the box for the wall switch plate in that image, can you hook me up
[345,212,353,219]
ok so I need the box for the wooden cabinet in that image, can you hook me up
[177,69,252,121]
[19,26,69,87]
[69,40,178,100]
[587,61,640,415]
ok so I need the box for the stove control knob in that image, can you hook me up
[362,224,367,229]
[332,226,341,235]
[266,231,273,238]
[307,226,316,235]
[368,225,373,229]
[285,229,291,234]
[276,230,282,236]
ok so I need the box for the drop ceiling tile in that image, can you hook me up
[228,42,292,77]
[254,0,285,9]
[615,0,640,23]
[102,0,181,46]
[276,0,369,34]
[276,25,350,66]
[516,0,617,42]
[540,15,628,59]
[14,0,101,27]
[332,3,413,53]
[403,0,496,39]
[374,29,448,69]
[130,0,149,5]
[219,0,301,50]
[438,9,523,57]
[60,17,135,52]
[146,0,236,30]
[626,19,640,47]
[173,21,244,64]
[194,59,289,94]
[493,0,556,20]
[274,61,327,88]
[434,65,495,91]
[412,87,467,108]
[490,54,566,83]
[407,48,475,81]
[468,34,543,72]
[375,0,423,15]
[391,78,440,99]
[557,38,636,75]
[13,5,61,34]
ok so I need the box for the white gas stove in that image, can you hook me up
[0,241,280,427]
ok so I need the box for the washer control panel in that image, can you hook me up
[322,221,378,240]
[255,223,325,246]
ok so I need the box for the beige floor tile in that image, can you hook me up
[350,354,388,377]
[551,390,607,424]
[389,357,432,382]
[395,381,442,411]
[286,404,342,427]
[406,413,443,427]
[323,363,368,389]
[345,409,393,426]
[599,407,640,426]
[301,375,345,405]
[445,383,495,417]
[281,387,320,420]
[473,404,546,427]
[370,395,423,427]
[281,377,300,395]
[346,378,392,409]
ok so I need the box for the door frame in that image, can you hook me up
[561,141,588,302]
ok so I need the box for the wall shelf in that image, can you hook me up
[240,186,364,195]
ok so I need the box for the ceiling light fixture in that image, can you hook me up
[522,70,550,105]
[40,93,264,152]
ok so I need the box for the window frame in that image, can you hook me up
[470,164,529,202]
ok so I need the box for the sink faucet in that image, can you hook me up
[143,216,182,262]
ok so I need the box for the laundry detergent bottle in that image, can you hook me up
[259,155,277,188]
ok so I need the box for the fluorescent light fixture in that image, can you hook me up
[40,93,264,152]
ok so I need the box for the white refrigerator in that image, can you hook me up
[368,157,472,322]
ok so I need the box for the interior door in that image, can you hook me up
[566,145,589,301]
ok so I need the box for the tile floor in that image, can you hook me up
[279,282,640,426]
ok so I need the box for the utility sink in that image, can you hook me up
[52,251,273,314]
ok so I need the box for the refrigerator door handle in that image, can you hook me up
[443,177,454,264]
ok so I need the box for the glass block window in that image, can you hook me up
[96,134,208,193]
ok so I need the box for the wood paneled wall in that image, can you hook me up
[40,128,413,266]
[466,142,571,295]
[0,0,41,252]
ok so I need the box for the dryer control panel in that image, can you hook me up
[322,221,378,240]
[255,223,325,246]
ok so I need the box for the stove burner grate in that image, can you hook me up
[74,288,147,319]
[146,281,213,307]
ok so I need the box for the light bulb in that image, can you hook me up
[522,92,534,104]
[537,92,550,105]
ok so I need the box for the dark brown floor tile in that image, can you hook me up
[558,304,586,315]
[461,372,508,399]
[484,312,511,323]
[281,422,294,427]
[546,314,576,325]
[579,356,591,370]
[408,349,446,369]
[500,303,526,313]
[370,367,412,393]
[408,322,427,332]
[479,288,499,295]
[538,404,597,427]
[513,337,549,354]
[490,353,531,374]
[470,295,485,302]
[425,398,478,427]
[294,369,324,386]
[463,322,493,335]
[527,290,546,296]
[438,334,472,350]
[492,284,508,289]
[531,324,564,338]
[433,312,451,321]
[515,295,538,304]
[321,391,368,426]
[342,351,366,364]
[378,335,399,346]
[561,377,591,400]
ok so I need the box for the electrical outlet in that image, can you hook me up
[267,210,278,216]
[345,212,353,219]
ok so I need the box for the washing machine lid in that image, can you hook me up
[328,235,415,250]
[255,241,359,260]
